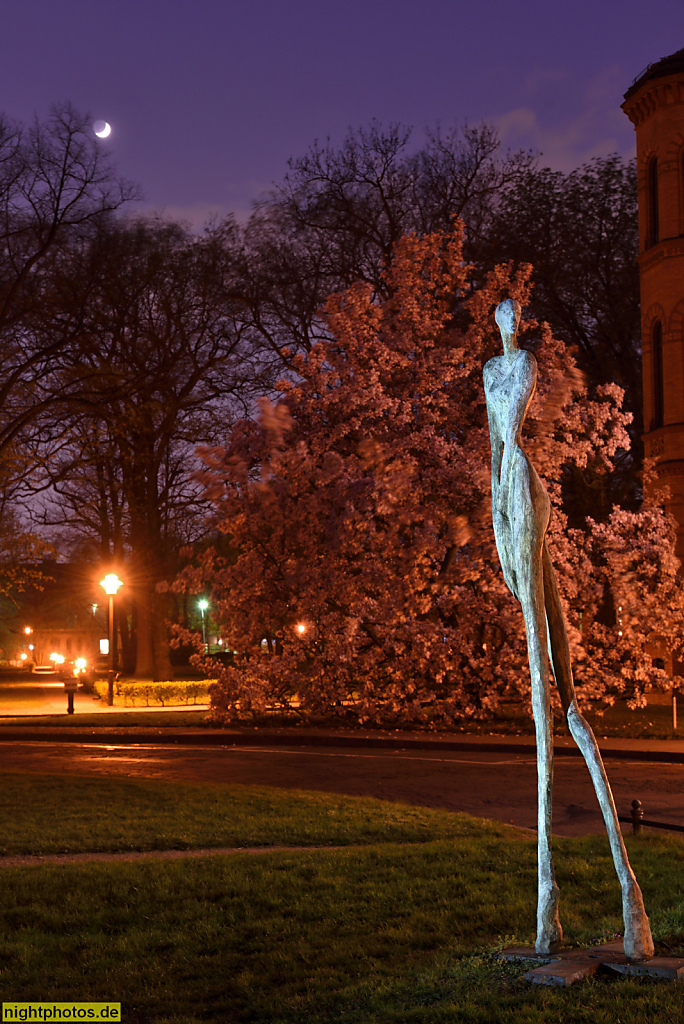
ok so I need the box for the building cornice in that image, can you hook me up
[622,74,684,127]
[652,459,684,477]
[638,236,684,271]
[643,422,684,460]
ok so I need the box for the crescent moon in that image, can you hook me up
[93,120,111,139]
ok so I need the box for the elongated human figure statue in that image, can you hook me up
[483,298,654,960]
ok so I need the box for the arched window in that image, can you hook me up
[652,319,664,429]
[647,157,659,246]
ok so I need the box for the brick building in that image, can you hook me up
[623,48,684,559]
[6,562,107,669]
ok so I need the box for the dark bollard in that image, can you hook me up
[64,678,78,715]
[631,799,644,834]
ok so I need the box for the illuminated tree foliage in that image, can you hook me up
[180,224,678,725]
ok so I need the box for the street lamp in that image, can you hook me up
[100,574,123,706]
[198,599,209,651]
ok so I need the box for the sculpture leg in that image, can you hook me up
[542,543,654,961]
[519,562,563,955]
[565,705,654,960]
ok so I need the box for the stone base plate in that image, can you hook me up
[499,940,684,986]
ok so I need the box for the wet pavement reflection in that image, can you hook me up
[0,740,682,837]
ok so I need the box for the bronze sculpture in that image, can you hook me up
[483,298,653,960]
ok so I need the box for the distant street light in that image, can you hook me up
[296,623,306,635]
[100,574,123,706]
[198,599,209,651]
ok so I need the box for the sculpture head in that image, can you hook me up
[495,298,522,342]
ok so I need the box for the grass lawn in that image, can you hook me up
[584,700,681,741]
[0,775,683,1021]
[0,695,681,739]
[448,700,684,741]
[0,772,489,855]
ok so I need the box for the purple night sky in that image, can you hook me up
[3,1,683,225]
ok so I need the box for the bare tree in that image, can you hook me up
[480,155,641,514]
[30,216,256,679]
[237,121,532,372]
[0,103,136,456]
[0,103,135,607]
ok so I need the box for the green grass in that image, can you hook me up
[0,772,499,855]
[0,694,680,740]
[442,701,682,741]
[421,700,683,742]
[584,700,681,741]
[0,832,683,1022]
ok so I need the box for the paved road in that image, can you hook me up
[1,739,683,837]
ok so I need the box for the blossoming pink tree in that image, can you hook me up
[180,223,684,725]
[559,469,684,708]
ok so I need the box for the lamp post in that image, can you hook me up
[198,599,209,651]
[100,574,123,706]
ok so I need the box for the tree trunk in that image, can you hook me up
[119,596,136,674]
[152,590,173,681]
[134,584,155,677]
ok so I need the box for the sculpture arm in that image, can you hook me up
[485,396,518,598]
[496,352,537,516]
[487,408,503,504]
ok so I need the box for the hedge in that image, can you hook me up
[92,679,212,707]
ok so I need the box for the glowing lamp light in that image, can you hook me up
[100,575,122,706]
[20,653,27,661]
[49,653,65,665]
[198,599,209,648]
[24,627,32,635]
[75,658,87,673]
[296,623,306,635]
[100,574,123,596]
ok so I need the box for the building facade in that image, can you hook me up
[623,49,684,559]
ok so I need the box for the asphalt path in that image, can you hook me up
[1,740,683,837]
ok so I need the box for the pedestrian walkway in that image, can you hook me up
[0,681,209,717]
